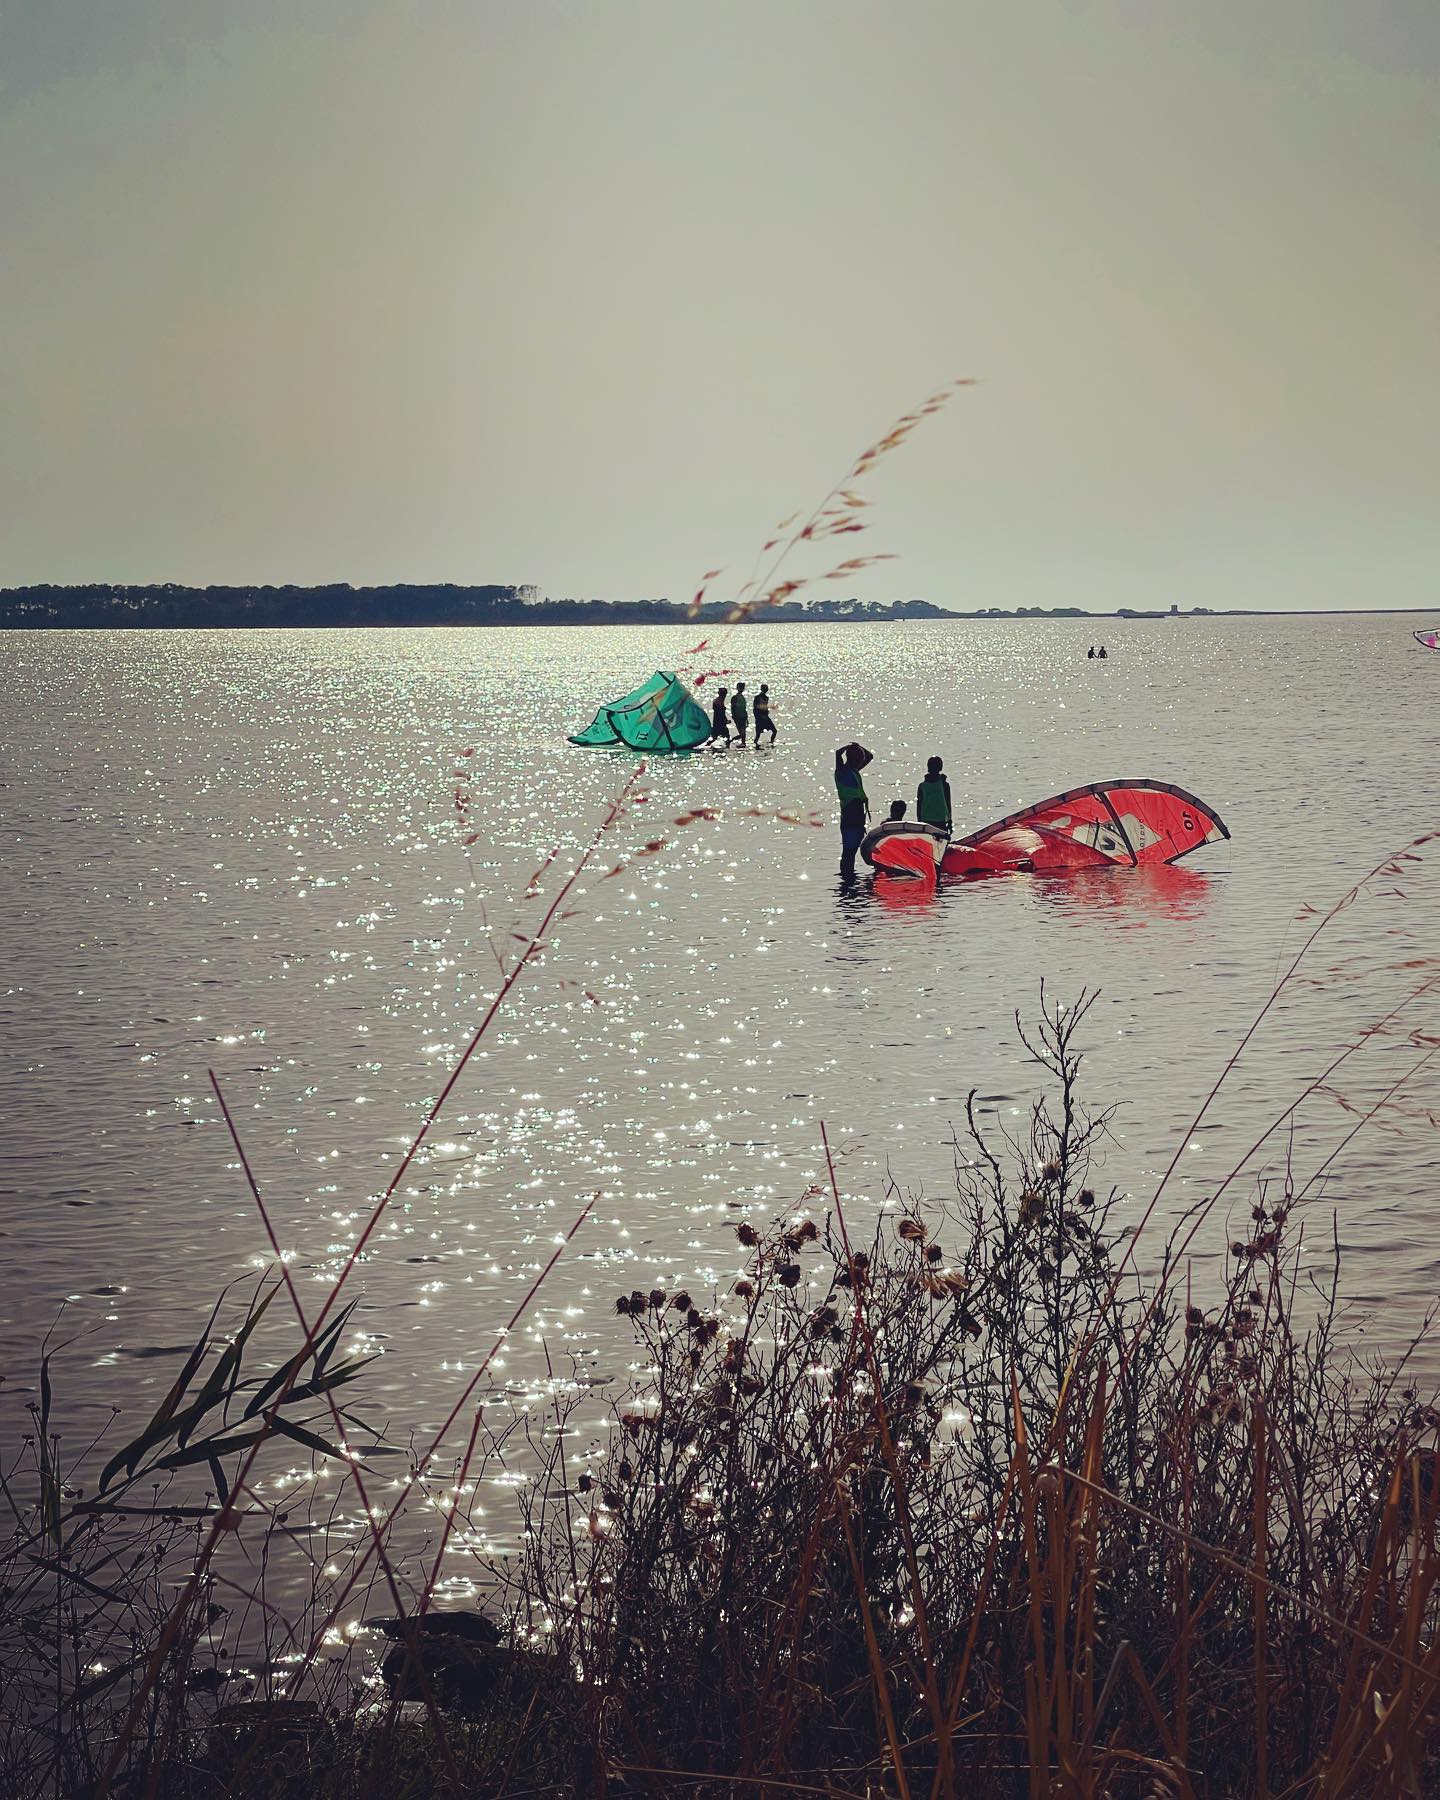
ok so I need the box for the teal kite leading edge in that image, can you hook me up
[568,670,712,752]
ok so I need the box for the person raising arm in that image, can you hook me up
[834,742,872,880]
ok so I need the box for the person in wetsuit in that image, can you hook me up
[834,743,872,879]
[710,687,731,744]
[1087,646,1095,659]
[730,681,749,746]
[916,756,952,834]
[886,799,907,821]
[753,683,777,744]
[1098,645,1107,660]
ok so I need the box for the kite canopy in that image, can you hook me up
[945,780,1228,876]
[862,779,1229,882]
[568,670,711,753]
[1415,630,1440,651]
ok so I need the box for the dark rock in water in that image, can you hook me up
[381,1636,498,1714]
[369,1611,503,1714]
[367,1612,553,1717]
[212,1698,322,1741]
[215,1699,320,1724]
[364,1610,501,1646]
[186,1666,232,1693]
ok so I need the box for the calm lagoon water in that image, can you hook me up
[2,617,1438,1501]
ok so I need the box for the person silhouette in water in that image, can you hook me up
[730,681,749,747]
[886,799,907,822]
[916,756,952,834]
[1098,645,1108,660]
[1087,646,1095,659]
[710,687,731,745]
[752,683,777,745]
[834,743,872,880]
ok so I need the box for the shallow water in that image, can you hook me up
[2,618,1437,1539]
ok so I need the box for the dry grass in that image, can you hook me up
[487,989,1440,1798]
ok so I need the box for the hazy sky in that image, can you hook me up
[2,1,1437,610]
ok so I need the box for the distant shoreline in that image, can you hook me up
[1,583,1435,630]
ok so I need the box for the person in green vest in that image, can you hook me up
[730,681,750,746]
[834,743,873,879]
[916,756,952,834]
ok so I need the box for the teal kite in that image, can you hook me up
[569,670,711,753]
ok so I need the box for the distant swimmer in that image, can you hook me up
[916,756,952,834]
[730,681,749,747]
[834,743,873,881]
[1087,646,1095,659]
[710,687,731,745]
[752,683,777,745]
[1098,645,1108,660]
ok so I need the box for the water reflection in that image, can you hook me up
[1029,863,1218,925]
[871,874,942,913]
[855,861,1217,926]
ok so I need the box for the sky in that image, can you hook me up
[2,0,1437,611]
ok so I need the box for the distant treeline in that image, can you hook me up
[0,584,965,629]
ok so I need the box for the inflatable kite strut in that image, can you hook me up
[861,780,1230,883]
[1414,629,1440,651]
[569,670,712,753]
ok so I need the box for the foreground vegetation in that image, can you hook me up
[4,990,1438,1797]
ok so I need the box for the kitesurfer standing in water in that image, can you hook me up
[710,687,731,746]
[730,681,749,747]
[916,756,952,834]
[753,684,777,745]
[835,743,872,880]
